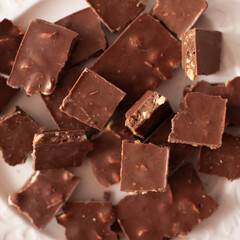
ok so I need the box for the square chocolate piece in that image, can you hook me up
[8,169,80,229]
[86,0,145,32]
[7,19,78,95]
[120,140,169,193]
[125,90,173,138]
[182,28,222,81]
[32,130,93,170]
[168,92,227,149]
[153,0,208,39]
[60,68,126,130]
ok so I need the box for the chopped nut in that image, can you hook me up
[187,69,196,81]
[154,95,166,105]
[138,228,150,237]
[142,111,150,119]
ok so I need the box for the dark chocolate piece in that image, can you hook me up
[32,130,93,170]
[86,0,145,32]
[125,91,173,138]
[0,19,23,38]
[120,140,169,193]
[168,92,227,149]
[7,19,78,95]
[92,13,181,111]
[56,201,118,240]
[153,0,208,39]
[9,169,80,229]
[55,8,106,66]
[60,68,126,130]
[0,106,42,166]
[182,28,222,80]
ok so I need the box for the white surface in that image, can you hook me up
[0,0,240,239]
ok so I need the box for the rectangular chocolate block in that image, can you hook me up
[182,28,222,80]
[7,19,78,95]
[60,68,126,130]
[32,130,93,170]
[125,90,173,138]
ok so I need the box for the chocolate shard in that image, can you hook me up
[55,8,106,67]
[7,19,78,95]
[56,201,118,240]
[8,169,80,229]
[168,92,227,149]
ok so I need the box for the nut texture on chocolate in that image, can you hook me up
[7,19,78,95]
[8,169,80,229]
[57,201,118,240]
[168,92,227,149]
[55,8,106,66]
[86,0,145,32]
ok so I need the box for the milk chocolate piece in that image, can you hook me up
[57,201,118,240]
[168,92,227,149]
[9,169,79,229]
[145,113,195,169]
[33,130,92,170]
[92,13,181,111]
[120,141,169,193]
[125,91,173,139]
[86,0,145,32]
[0,106,42,166]
[153,0,208,39]
[7,19,78,95]
[55,8,106,66]
[60,68,126,130]
[182,28,222,81]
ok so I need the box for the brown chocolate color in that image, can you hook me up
[9,169,80,229]
[57,202,118,240]
[60,68,126,130]
[153,0,208,39]
[86,0,145,32]
[7,19,78,95]
[120,141,169,193]
[55,8,106,67]
[92,13,181,111]
[0,106,42,166]
[168,92,227,149]
[33,130,93,170]
[182,28,222,81]
[125,90,173,139]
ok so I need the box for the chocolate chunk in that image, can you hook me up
[125,90,173,139]
[56,201,118,240]
[92,13,181,111]
[86,0,145,32]
[0,106,42,166]
[8,169,80,229]
[32,130,93,170]
[153,0,208,39]
[55,8,106,67]
[168,92,227,149]
[182,28,222,81]
[145,113,195,169]
[60,68,126,130]
[120,140,169,193]
[0,19,23,38]
[7,19,78,95]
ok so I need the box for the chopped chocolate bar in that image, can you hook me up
[7,19,78,95]
[153,0,208,39]
[33,130,92,170]
[0,106,42,166]
[8,169,80,229]
[92,13,181,111]
[86,0,145,32]
[60,68,126,130]
[57,201,118,240]
[168,92,227,149]
[120,141,169,193]
[55,8,106,66]
[182,28,222,81]
[125,90,173,138]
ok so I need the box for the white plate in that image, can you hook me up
[1,0,240,239]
